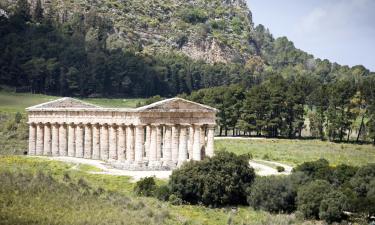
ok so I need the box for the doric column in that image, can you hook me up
[192,124,201,160]
[28,123,36,155]
[92,124,100,160]
[36,123,44,155]
[171,125,179,165]
[178,125,188,166]
[206,125,215,157]
[148,124,158,166]
[43,123,51,156]
[84,124,92,159]
[134,124,144,165]
[156,125,162,161]
[67,123,75,157]
[200,125,206,157]
[188,125,194,160]
[51,123,59,156]
[162,124,172,166]
[117,125,126,161]
[100,124,109,160]
[59,123,67,156]
[75,123,84,158]
[109,124,117,160]
[145,125,151,159]
[126,125,135,162]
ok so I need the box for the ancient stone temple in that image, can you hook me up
[26,97,217,170]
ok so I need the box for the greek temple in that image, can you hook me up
[26,97,217,170]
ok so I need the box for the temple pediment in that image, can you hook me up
[136,98,218,113]
[27,97,101,109]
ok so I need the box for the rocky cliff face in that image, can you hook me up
[2,0,257,64]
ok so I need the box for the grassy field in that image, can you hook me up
[0,155,310,225]
[215,138,375,167]
[0,91,144,113]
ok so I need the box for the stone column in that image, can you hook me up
[188,125,194,160]
[148,124,158,167]
[134,124,144,165]
[28,123,36,155]
[59,123,67,156]
[206,125,215,157]
[117,125,126,161]
[126,125,135,162]
[43,123,51,156]
[109,124,117,160]
[51,123,59,156]
[200,125,206,157]
[36,123,44,155]
[192,124,201,161]
[92,124,100,160]
[145,125,151,159]
[178,125,188,167]
[68,123,75,157]
[171,125,179,165]
[84,124,92,159]
[156,125,162,161]
[75,123,84,158]
[100,124,109,160]
[162,124,172,166]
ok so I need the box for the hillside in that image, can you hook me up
[0,0,373,98]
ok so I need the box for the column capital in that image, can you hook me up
[206,124,216,128]
[52,122,60,127]
[27,122,36,125]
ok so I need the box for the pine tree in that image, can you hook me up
[33,0,44,23]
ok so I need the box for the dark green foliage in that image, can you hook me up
[168,151,255,206]
[350,164,375,197]
[297,180,331,219]
[276,166,285,173]
[247,176,296,213]
[134,177,157,197]
[180,7,208,24]
[292,159,332,182]
[319,190,348,223]
[331,164,358,187]
[154,184,171,201]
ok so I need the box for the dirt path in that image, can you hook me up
[47,156,172,182]
[37,156,292,181]
[249,160,293,176]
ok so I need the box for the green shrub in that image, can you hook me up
[133,177,156,197]
[248,176,296,213]
[293,158,332,182]
[331,164,358,187]
[319,190,348,223]
[169,194,183,205]
[180,7,208,24]
[276,166,285,173]
[169,151,255,206]
[155,184,170,201]
[297,180,331,219]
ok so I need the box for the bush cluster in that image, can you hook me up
[133,156,375,224]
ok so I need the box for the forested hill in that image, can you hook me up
[0,0,373,97]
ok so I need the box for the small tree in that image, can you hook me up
[297,180,331,219]
[134,177,156,197]
[248,176,296,213]
[319,190,348,223]
[169,151,255,206]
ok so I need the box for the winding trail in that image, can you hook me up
[35,156,293,181]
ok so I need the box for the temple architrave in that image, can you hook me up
[26,97,217,170]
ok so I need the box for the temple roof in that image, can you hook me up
[26,97,218,113]
[136,97,218,112]
[27,97,101,110]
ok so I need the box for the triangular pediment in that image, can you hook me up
[27,97,100,109]
[137,98,217,112]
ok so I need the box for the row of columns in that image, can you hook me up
[28,122,215,168]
